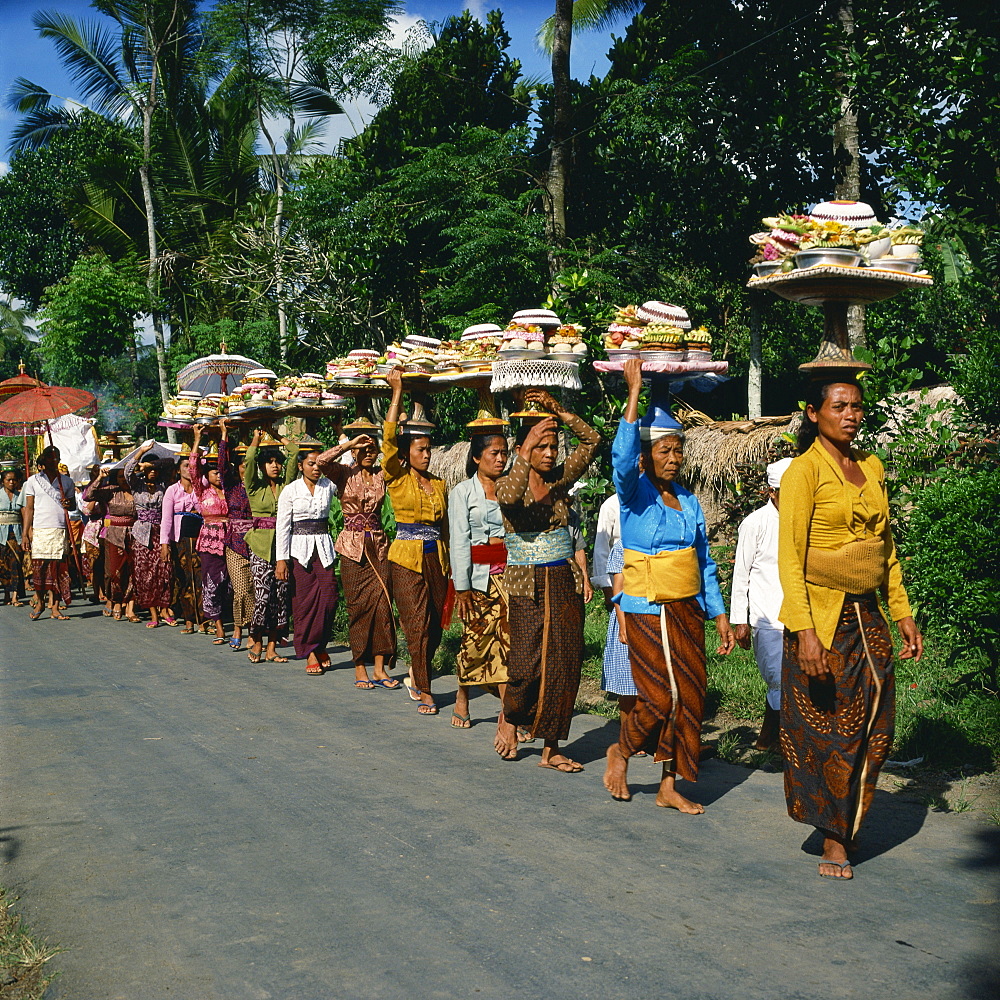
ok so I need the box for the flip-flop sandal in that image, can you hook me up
[247,650,263,663]
[229,637,242,651]
[403,678,422,702]
[371,677,401,689]
[417,703,439,715]
[146,622,160,628]
[354,679,376,689]
[265,655,289,663]
[29,608,43,621]
[305,664,325,675]
[516,727,536,743]
[212,637,229,645]
[181,625,196,634]
[102,609,113,617]
[451,711,472,729]
[126,616,142,623]
[538,758,584,773]
[161,615,179,626]
[50,611,70,620]
[819,860,854,879]
[495,744,518,761]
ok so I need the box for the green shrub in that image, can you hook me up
[900,465,1000,689]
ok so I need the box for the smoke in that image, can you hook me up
[86,383,131,434]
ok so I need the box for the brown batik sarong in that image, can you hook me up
[457,576,509,687]
[132,542,172,609]
[226,549,254,628]
[341,535,395,664]
[504,563,583,742]
[104,541,133,604]
[171,538,202,623]
[621,598,707,781]
[0,537,21,590]
[249,553,289,637]
[391,550,447,691]
[780,593,894,840]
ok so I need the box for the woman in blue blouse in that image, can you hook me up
[0,468,25,605]
[604,359,735,813]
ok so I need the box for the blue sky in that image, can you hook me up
[0,1,632,169]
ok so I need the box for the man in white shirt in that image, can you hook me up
[730,457,793,751]
[589,492,621,600]
[22,445,78,619]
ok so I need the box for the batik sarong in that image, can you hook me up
[249,553,289,637]
[104,541,133,604]
[781,593,894,840]
[457,576,509,687]
[132,542,172,609]
[226,549,254,628]
[391,549,447,691]
[340,535,395,665]
[504,562,583,742]
[0,538,21,590]
[171,538,201,623]
[201,550,228,620]
[620,598,707,780]
[290,555,338,659]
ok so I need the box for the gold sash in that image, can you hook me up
[623,546,701,604]
[805,537,886,594]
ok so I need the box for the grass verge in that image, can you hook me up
[0,888,59,999]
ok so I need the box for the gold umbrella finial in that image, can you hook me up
[18,360,25,374]
[219,341,228,354]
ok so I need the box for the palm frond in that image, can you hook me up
[537,0,642,54]
[6,105,82,152]
[33,10,137,120]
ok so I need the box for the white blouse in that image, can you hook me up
[275,477,338,569]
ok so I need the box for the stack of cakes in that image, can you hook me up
[195,394,224,422]
[162,390,201,422]
[240,368,277,408]
[459,324,503,370]
[500,308,560,358]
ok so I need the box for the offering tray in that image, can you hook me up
[594,360,728,376]
[320,383,391,399]
[747,266,932,306]
[157,417,195,430]
[424,371,493,390]
[491,359,582,393]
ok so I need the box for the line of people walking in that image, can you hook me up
[2,359,923,879]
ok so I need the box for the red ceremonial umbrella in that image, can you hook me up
[0,385,98,582]
[0,363,49,475]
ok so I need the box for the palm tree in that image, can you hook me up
[8,1,203,407]
[0,298,33,364]
[537,1,643,281]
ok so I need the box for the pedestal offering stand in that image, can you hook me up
[747,265,933,376]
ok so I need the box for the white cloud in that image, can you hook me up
[0,162,8,176]
[466,1,488,22]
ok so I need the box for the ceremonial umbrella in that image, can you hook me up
[0,385,98,581]
[175,345,264,396]
[0,363,47,474]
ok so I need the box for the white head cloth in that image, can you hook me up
[766,457,794,489]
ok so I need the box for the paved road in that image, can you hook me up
[1,603,997,1000]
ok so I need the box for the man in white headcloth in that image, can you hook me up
[730,456,793,751]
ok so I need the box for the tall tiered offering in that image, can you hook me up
[747,200,932,376]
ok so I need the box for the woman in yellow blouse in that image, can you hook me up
[778,379,922,880]
[383,368,449,715]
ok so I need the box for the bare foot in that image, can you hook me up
[655,774,704,814]
[603,744,632,801]
[494,712,518,760]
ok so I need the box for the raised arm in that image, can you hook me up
[611,359,644,505]
[495,416,557,505]
[243,430,262,491]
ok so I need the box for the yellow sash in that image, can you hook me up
[623,546,701,605]
[805,537,886,594]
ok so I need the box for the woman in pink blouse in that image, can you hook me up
[191,425,230,644]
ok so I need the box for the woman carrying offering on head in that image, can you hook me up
[317,431,400,690]
[777,378,922,880]
[84,463,137,623]
[125,441,176,627]
[449,432,513,745]
[382,368,449,715]
[604,359,735,812]
[496,389,601,771]
[160,451,203,633]
[218,420,255,652]
[275,444,339,675]
[190,425,230,644]
[0,468,25,606]
[243,426,298,664]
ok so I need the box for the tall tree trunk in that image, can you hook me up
[748,298,763,418]
[546,0,573,285]
[832,1,865,349]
